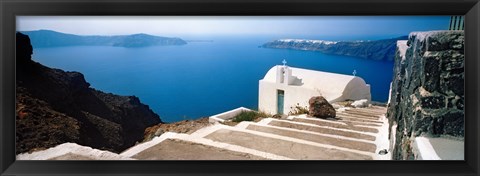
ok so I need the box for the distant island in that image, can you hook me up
[261,36,408,61]
[20,30,187,48]
[185,40,214,42]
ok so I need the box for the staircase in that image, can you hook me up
[121,106,390,160]
[17,106,390,160]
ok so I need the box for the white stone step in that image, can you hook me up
[288,115,379,133]
[17,107,391,160]
[256,116,392,160]
[192,124,374,160]
[121,131,290,160]
[336,112,381,120]
[264,118,377,141]
[342,110,385,117]
[134,139,265,160]
[236,121,377,153]
[348,108,387,114]
[280,113,391,160]
[335,120,382,128]
[369,106,388,111]
[334,114,384,125]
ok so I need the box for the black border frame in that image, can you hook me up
[1,0,479,175]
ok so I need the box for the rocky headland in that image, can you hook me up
[21,30,187,48]
[16,32,163,154]
[262,36,408,61]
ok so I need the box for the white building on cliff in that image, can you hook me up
[258,63,371,115]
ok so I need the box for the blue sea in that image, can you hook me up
[32,35,395,123]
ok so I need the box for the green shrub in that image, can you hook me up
[232,111,269,122]
[289,104,309,115]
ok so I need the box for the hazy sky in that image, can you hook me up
[17,16,450,38]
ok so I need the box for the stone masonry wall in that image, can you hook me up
[386,31,464,160]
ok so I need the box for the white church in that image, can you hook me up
[258,60,372,115]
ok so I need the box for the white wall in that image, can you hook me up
[335,77,371,102]
[258,66,372,115]
[259,80,320,115]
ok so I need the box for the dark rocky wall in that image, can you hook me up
[386,31,464,160]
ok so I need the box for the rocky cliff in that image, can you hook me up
[262,36,408,61]
[16,32,163,154]
[386,31,464,160]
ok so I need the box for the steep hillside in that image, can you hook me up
[16,32,163,154]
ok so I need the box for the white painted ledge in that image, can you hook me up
[209,107,252,123]
[17,143,134,160]
[412,136,464,160]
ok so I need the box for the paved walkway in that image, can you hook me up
[17,106,391,160]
